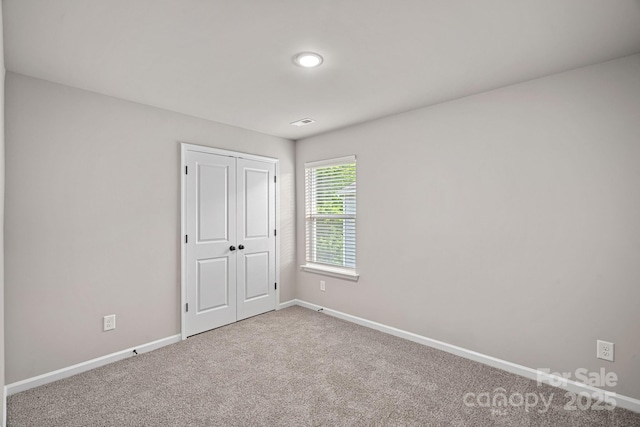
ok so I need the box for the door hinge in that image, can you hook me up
[275,282,277,290]
[186,302,189,312]
[274,176,276,183]
[185,166,188,174]
[185,235,188,243]
[274,229,277,236]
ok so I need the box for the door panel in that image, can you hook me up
[244,169,269,238]
[244,252,269,300]
[186,151,236,336]
[236,158,276,320]
[197,258,229,311]
[197,164,229,242]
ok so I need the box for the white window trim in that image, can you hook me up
[303,155,358,281]
[300,263,359,281]
[304,155,356,169]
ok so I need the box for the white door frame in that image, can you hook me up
[180,142,280,340]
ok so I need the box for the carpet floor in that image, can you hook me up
[7,306,640,426]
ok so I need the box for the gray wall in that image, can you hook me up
[1,2,6,423]
[4,73,296,384]
[295,54,640,399]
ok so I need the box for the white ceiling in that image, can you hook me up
[4,0,640,140]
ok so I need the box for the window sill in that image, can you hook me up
[300,264,359,281]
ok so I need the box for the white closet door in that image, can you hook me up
[185,151,237,336]
[185,149,276,336]
[236,158,276,320]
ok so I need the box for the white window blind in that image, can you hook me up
[305,156,356,273]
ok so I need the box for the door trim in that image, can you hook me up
[180,143,280,340]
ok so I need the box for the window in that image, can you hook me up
[302,156,358,280]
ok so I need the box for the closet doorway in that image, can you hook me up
[181,144,278,337]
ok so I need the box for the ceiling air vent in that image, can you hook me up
[290,118,315,127]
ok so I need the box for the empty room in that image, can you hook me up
[1,1,640,426]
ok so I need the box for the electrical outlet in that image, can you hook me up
[103,314,116,331]
[597,340,614,362]
[320,280,326,291]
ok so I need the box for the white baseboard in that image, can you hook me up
[6,334,182,396]
[278,299,298,310]
[290,299,640,414]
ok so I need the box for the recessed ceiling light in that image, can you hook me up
[293,52,323,68]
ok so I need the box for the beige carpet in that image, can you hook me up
[8,306,640,426]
